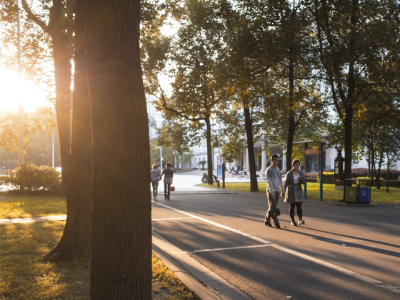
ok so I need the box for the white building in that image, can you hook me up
[146,95,164,139]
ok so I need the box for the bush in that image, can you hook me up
[321,172,335,184]
[351,168,400,180]
[355,177,383,187]
[377,180,400,188]
[2,164,60,192]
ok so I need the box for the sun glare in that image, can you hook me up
[0,67,50,113]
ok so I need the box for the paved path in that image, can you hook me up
[152,174,400,300]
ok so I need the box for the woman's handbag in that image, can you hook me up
[267,208,281,217]
[170,186,175,192]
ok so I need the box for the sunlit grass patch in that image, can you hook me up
[0,221,89,299]
[0,206,195,299]
[0,195,66,219]
[152,254,194,299]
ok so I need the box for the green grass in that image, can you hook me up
[203,182,400,204]
[0,195,195,299]
[0,195,66,219]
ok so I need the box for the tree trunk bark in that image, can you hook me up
[243,106,259,192]
[44,0,91,262]
[386,153,390,193]
[50,0,72,198]
[370,140,376,185]
[344,109,353,187]
[286,58,295,172]
[377,150,383,189]
[86,0,152,298]
[205,116,214,185]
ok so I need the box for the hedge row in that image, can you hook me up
[325,168,400,180]
[348,168,400,180]
[0,163,60,192]
[308,172,400,187]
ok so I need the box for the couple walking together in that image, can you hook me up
[265,154,305,228]
[150,162,174,200]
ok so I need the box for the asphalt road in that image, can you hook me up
[152,186,400,300]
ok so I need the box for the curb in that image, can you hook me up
[152,231,252,300]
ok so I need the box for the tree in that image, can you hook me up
[85,0,151,298]
[21,0,74,197]
[312,0,400,185]
[156,114,202,155]
[43,0,92,262]
[0,108,56,160]
[158,0,228,185]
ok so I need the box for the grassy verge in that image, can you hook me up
[0,195,66,219]
[203,182,400,204]
[0,195,194,299]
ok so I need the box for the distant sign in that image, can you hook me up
[217,165,222,178]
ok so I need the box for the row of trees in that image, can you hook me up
[152,0,400,192]
[0,109,60,168]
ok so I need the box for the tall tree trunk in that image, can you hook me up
[205,116,213,185]
[243,105,259,192]
[344,109,353,186]
[286,57,295,172]
[377,150,383,190]
[44,0,92,262]
[50,0,72,197]
[370,140,376,185]
[386,153,390,193]
[86,0,152,298]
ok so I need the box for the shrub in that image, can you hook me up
[321,172,335,184]
[351,168,400,180]
[2,164,60,192]
[355,177,383,187]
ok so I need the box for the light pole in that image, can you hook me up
[155,146,162,169]
[52,129,55,168]
[173,150,180,168]
[17,0,24,167]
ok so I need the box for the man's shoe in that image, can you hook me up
[298,220,305,225]
[264,220,272,227]
[291,220,298,226]
[275,223,281,229]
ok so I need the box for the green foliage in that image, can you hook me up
[156,116,200,154]
[2,163,60,192]
[0,110,60,169]
[0,195,66,219]
[197,160,206,170]
[319,172,335,184]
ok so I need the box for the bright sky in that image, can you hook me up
[0,66,51,113]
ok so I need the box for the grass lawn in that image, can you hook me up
[204,182,400,204]
[0,194,194,299]
[0,195,66,219]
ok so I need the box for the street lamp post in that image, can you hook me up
[17,0,24,167]
[155,146,162,169]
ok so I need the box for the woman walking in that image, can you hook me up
[150,164,160,200]
[284,159,305,226]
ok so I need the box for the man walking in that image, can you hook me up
[161,162,174,200]
[265,154,285,228]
